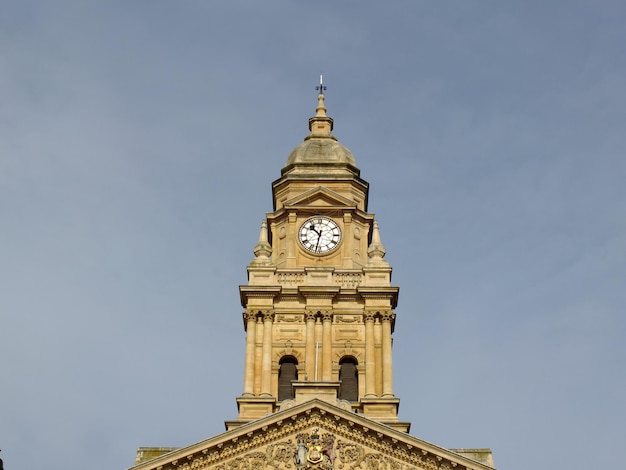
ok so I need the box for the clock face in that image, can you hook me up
[299,217,342,254]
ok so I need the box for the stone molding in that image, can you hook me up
[273,347,304,363]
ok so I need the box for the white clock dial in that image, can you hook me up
[299,217,342,254]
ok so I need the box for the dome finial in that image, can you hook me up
[308,74,333,137]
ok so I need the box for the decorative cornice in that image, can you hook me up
[240,286,282,307]
[240,286,282,296]
[298,286,341,299]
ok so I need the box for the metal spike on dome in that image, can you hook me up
[309,74,333,136]
[315,73,327,96]
[315,74,328,118]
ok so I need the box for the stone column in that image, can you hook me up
[254,317,262,394]
[364,311,376,397]
[342,212,352,268]
[381,311,395,397]
[260,311,274,396]
[287,212,297,268]
[374,316,382,396]
[242,311,257,396]
[315,316,323,380]
[322,311,333,381]
[305,311,316,380]
[356,364,365,399]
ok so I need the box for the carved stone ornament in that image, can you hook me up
[295,428,336,470]
[276,314,301,323]
[212,428,423,470]
[136,406,479,470]
[380,312,395,322]
[335,315,360,323]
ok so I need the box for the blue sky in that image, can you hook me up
[1,2,625,470]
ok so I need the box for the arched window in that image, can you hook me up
[338,357,358,402]
[278,356,298,401]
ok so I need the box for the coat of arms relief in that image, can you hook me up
[294,428,335,469]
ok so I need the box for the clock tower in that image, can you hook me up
[130,86,495,470]
[227,90,409,432]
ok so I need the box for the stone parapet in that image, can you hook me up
[246,267,396,289]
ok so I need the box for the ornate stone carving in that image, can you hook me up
[335,440,365,467]
[276,315,302,323]
[336,399,353,412]
[189,456,207,469]
[278,399,296,411]
[379,312,395,322]
[245,308,273,317]
[243,311,257,322]
[267,441,297,466]
[295,429,336,470]
[278,272,305,285]
[142,410,472,470]
[334,315,360,323]
[333,273,362,288]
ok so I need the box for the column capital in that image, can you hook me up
[246,308,273,316]
[380,311,395,322]
[243,311,258,322]
[364,311,377,322]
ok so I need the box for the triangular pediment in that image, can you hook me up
[282,186,358,211]
[130,400,495,470]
